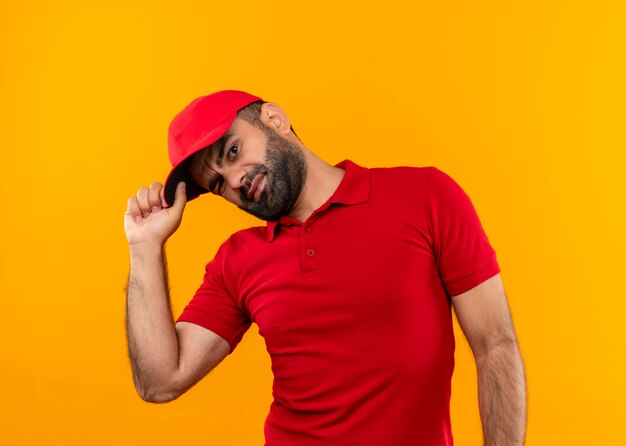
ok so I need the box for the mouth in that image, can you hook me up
[247,174,266,202]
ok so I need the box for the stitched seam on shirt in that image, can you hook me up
[219,236,250,318]
[445,255,498,285]
[182,307,244,332]
[424,166,437,252]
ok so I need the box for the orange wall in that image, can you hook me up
[1,1,625,444]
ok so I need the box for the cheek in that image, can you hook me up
[222,188,243,206]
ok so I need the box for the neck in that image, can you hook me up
[288,147,345,222]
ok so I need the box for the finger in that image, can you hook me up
[172,181,187,214]
[136,187,151,218]
[126,197,143,223]
[148,182,163,211]
[160,186,168,208]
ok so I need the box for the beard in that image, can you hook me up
[237,127,307,221]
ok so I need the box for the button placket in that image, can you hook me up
[301,223,319,273]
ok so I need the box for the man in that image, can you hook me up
[124,90,527,445]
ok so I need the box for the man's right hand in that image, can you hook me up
[124,181,187,247]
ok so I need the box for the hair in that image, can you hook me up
[237,100,300,140]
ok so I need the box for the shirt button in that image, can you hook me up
[306,248,315,257]
[304,227,312,234]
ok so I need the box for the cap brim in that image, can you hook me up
[162,111,236,206]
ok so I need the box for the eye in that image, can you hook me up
[227,144,239,161]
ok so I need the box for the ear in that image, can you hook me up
[260,103,291,136]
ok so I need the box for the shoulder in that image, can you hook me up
[366,165,440,198]
[422,167,475,205]
[369,165,438,185]
[368,164,468,200]
[210,225,269,264]
[221,225,268,250]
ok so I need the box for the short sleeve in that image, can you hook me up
[176,241,251,353]
[426,167,501,297]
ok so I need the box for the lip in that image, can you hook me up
[247,174,265,201]
[254,175,267,202]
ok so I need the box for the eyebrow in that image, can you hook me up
[215,131,234,168]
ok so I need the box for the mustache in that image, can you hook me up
[240,164,268,202]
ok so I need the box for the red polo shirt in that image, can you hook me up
[177,160,500,445]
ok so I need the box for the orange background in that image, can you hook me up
[1,1,625,444]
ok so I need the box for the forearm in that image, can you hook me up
[125,243,181,401]
[476,340,527,446]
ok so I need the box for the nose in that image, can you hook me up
[223,166,247,190]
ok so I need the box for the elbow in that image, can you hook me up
[137,386,182,404]
[474,334,520,361]
[474,336,524,370]
[135,380,184,404]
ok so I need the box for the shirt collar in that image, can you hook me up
[266,159,370,241]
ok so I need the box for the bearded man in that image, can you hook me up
[124,90,527,445]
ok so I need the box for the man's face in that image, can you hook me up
[188,117,307,221]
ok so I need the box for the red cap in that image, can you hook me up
[163,90,263,206]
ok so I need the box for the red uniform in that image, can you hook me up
[178,160,500,445]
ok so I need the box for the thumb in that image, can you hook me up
[172,181,188,213]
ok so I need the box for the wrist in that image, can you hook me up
[129,242,165,261]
